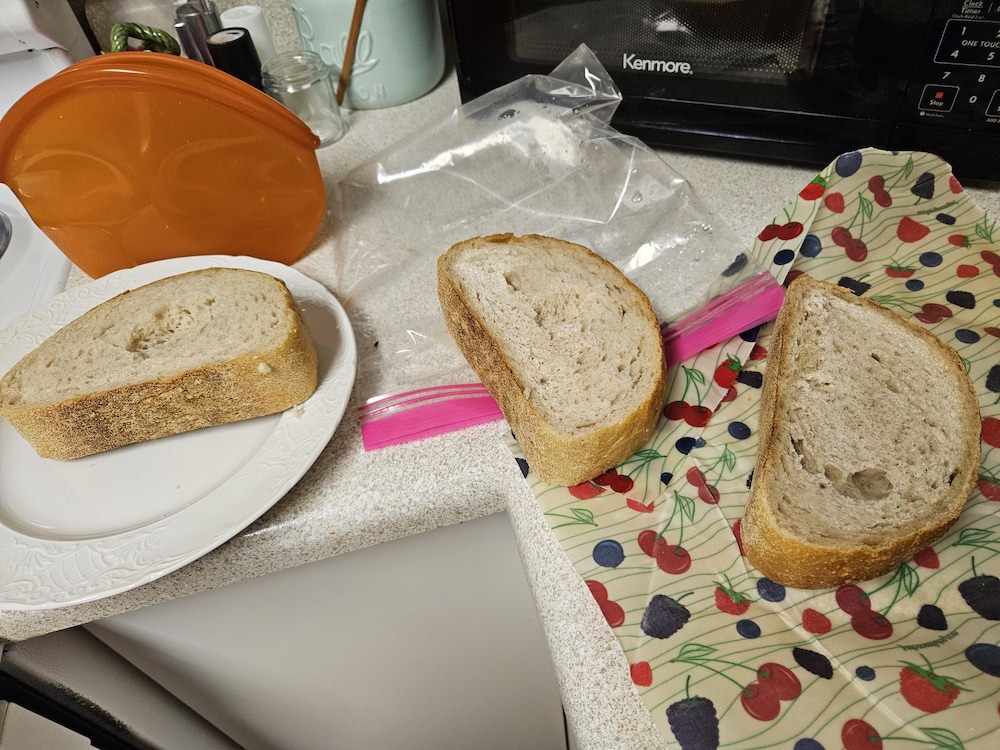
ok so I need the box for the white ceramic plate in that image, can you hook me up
[0,256,357,610]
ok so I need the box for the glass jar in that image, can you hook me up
[262,51,348,147]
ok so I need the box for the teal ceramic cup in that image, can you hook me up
[290,0,446,109]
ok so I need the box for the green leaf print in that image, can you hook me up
[975,215,997,243]
[919,726,964,750]
[676,643,716,663]
[956,528,997,550]
[676,493,695,523]
[546,507,598,529]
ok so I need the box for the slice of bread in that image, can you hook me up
[437,233,667,486]
[742,275,980,589]
[0,267,318,460]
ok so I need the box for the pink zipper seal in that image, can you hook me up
[359,384,504,450]
[359,273,784,450]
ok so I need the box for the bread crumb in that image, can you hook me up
[258,362,272,374]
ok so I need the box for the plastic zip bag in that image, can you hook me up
[332,45,782,450]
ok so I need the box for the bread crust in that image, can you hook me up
[742,275,981,589]
[0,270,318,460]
[437,233,666,486]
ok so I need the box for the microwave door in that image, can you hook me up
[449,0,938,165]
[510,0,831,84]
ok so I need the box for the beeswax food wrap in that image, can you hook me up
[512,149,1000,750]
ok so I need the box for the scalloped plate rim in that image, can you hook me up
[0,255,357,610]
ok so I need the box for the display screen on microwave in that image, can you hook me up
[509,0,832,82]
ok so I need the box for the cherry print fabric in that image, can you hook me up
[510,149,1000,749]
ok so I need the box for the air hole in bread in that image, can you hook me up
[823,465,844,483]
[850,468,892,500]
[871,352,882,363]
[790,438,819,473]
[504,272,521,291]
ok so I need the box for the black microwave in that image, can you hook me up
[444,0,1000,181]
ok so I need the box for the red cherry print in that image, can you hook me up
[637,530,691,574]
[842,719,883,750]
[733,520,745,556]
[637,529,662,557]
[957,264,980,278]
[915,303,953,324]
[740,682,781,721]
[950,234,971,248]
[664,400,690,421]
[758,224,779,242]
[686,466,707,488]
[776,222,804,240]
[836,585,871,615]
[685,405,712,428]
[802,608,832,634]
[846,239,868,262]
[568,481,603,499]
[851,609,893,640]
[783,269,806,288]
[586,579,609,600]
[721,385,738,403]
[697,483,720,504]
[585,579,625,628]
[630,661,653,687]
[897,216,930,243]
[831,226,851,247]
[981,249,1000,267]
[749,343,767,360]
[950,174,964,194]
[593,470,617,486]
[867,175,892,207]
[757,662,801,700]
[656,545,692,575]
[982,417,1000,449]
[978,477,1000,501]
[885,266,915,278]
[609,474,634,493]
[913,546,940,569]
[599,598,626,628]
[824,192,845,213]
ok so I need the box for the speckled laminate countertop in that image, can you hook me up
[13,5,1000,747]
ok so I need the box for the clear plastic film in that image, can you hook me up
[331,46,781,447]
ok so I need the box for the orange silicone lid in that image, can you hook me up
[0,53,326,278]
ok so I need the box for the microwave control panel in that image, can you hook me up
[907,3,1000,130]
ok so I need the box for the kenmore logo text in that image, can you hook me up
[622,53,693,74]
